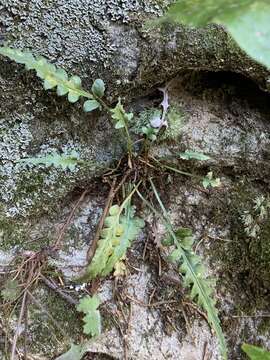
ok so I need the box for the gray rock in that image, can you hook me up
[1,2,270,360]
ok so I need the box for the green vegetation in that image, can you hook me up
[242,343,270,360]
[138,180,227,360]
[1,1,270,357]
[162,0,270,69]
[0,47,105,108]
[76,295,101,337]
[81,189,144,280]
[0,45,226,359]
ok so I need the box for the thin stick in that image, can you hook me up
[87,178,117,261]
[0,319,23,359]
[23,293,28,360]
[11,290,27,360]
[182,301,208,322]
[53,189,88,250]
[40,275,78,306]
[231,314,270,318]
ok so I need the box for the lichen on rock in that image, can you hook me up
[1,1,270,359]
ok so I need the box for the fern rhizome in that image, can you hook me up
[0,47,227,359]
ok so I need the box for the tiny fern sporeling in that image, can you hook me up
[0,47,104,111]
[137,180,227,360]
[81,183,144,280]
[76,295,101,337]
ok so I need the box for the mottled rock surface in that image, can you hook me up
[1,1,270,360]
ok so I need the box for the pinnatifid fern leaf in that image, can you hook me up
[0,47,104,111]
[242,343,270,360]
[111,99,133,129]
[148,180,227,360]
[76,295,101,337]
[18,150,80,171]
[168,229,227,360]
[83,189,144,280]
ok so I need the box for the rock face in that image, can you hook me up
[1,1,270,360]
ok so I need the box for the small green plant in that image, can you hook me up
[242,343,270,360]
[0,46,227,360]
[141,125,159,141]
[80,186,144,281]
[241,195,270,238]
[76,295,101,337]
[0,47,106,109]
[202,171,221,189]
[110,99,134,155]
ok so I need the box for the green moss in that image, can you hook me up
[132,105,185,142]
[0,214,54,251]
[28,287,81,357]
[209,181,270,311]
[161,105,185,142]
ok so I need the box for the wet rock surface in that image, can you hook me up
[1,1,270,360]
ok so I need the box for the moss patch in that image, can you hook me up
[209,180,270,311]
[27,287,81,357]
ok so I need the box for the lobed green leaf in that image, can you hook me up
[242,344,270,360]
[149,180,227,360]
[77,295,101,337]
[83,199,143,280]
[83,100,100,112]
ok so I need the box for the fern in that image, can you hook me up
[101,204,144,276]
[0,47,104,111]
[242,343,270,360]
[83,186,144,280]
[18,150,80,171]
[168,229,227,360]
[76,295,101,337]
[110,99,133,154]
[138,180,227,360]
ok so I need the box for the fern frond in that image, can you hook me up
[171,232,227,360]
[18,150,80,171]
[83,186,144,280]
[144,180,227,360]
[0,47,104,110]
[101,204,144,276]
[76,295,101,337]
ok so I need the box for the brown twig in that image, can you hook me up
[182,301,208,323]
[40,275,78,306]
[87,178,117,261]
[53,189,88,251]
[23,293,28,360]
[0,319,23,359]
[202,341,208,360]
[11,290,27,360]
